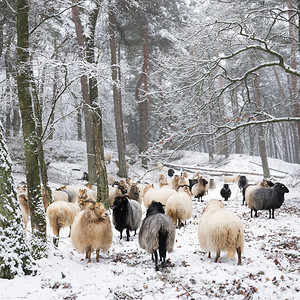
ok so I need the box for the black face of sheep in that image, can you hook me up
[220,184,231,201]
[238,176,248,190]
[168,168,175,177]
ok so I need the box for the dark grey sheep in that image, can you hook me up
[138,201,176,271]
[248,182,289,219]
[112,195,142,241]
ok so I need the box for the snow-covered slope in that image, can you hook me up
[2,139,299,300]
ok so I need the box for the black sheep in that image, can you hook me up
[220,184,231,201]
[112,195,142,241]
[138,201,176,271]
[238,175,248,191]
[248,182,289,219]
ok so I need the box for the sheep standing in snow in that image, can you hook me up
[198,200,245,265]
[112,195,142,241]
[220,184,231,201]
[165,186,193,228]
[224,174,240,183]
[71,202,113,263]
[209,178,216,190]
[139,201,176,271]
[247,182,289,219]
[191,178,208,202]
[142,184,177,208]
[47,201,81,246]
[243,179,274,206]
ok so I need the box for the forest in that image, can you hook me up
[0,0,300,284]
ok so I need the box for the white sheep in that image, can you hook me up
[198,200,245,265]
[143,184,177,208]
[47,201,81,246]
[165,186,193,228]
[224,175,240,183]
[71,202,113,263]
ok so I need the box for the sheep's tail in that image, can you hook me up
[158,229,167,261]
[226,227,244,259]
[226,228,237,259]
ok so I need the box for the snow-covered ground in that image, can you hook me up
[2,139,300,299]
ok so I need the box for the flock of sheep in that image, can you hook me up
[16,168,289,271]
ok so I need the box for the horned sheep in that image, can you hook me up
[71,202,113,263]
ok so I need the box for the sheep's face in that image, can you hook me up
[223,184,229,189]
[79,189,88,200]
[92,203,109,219]
[275,183,289,194]
[118,180,128,194]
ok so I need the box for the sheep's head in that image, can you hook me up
[111,195,129,210]
[90,202,109,219]
[223,184,229,189]
[79,189,88,200]
[146,201,165,217]
[78,199,94,210]
[118,180,128,194]
[274,182,289,194]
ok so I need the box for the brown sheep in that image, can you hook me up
[71,202,113,263]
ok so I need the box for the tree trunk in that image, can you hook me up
[17,0,47,259]
[136,25,149,168]
[72,1,97,184]
[0,120,35,278]
[30,61,53,207]
[288,2,300,162]
[86,0,109,207]
[250,55,270,178]
[108,2,127,177]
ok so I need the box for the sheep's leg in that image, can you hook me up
[250,209,253,218]
[120,230,123,240]
[271,209,275,219]
[96,249,100,262]
[86,246,92,263]
[154,250,159,271]
[68,226,71,237]
[208,252,211,258]
[255,210,258,218]
[161,256,166,268]
[53,227,60,247]
[126,228,130,241]
[236,247,242,266]
[214,250,220,263]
